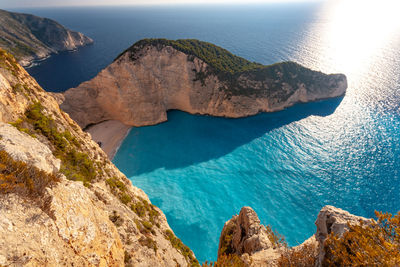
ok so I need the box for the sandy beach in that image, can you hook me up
[86,120,131,160]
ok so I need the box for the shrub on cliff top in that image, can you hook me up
[323,211,400,266]
[202,254,246,267]
[277,242,318,267]
[118,38,264,74]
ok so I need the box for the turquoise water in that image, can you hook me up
[18,2,400,263]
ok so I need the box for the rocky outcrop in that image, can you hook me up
[60,39,347,129]
[0,123,61,173]
[218,207,283,266]
[314,205,371,265]
[218,206,370,266]
[0,9,93,67]
[0,49,198,266]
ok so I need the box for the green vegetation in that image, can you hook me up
[117,39,326,98]
[118,38,263,74]
[130,196,160,225]
[138,236,158,253]
[25,102,96,184]
[10,102,98,185]
[0,48,21,75]
[0,150,60,197]
[109,210,124,227]
[164,229,200,267]
[219,221,235,256]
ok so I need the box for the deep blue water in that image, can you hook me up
[14,2,400,263]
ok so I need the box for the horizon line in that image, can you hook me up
[2,0,323,9]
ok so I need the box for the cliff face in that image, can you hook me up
[0,9,93,67]
[60,39,347,129]
[217,206,371,266]
[0,49,198,266]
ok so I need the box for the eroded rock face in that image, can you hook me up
[314,205,371,265]
[0,123,61,173]
[0,49,198,266]
[0,179,125,266]
[218,206,370,267]
[218,207,283,266]
[60,42,347,129]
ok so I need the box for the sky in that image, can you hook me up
[1,0,321,8]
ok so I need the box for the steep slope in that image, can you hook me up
[0,9,93,67]
[0,49,198,266]
[60,39,347,128]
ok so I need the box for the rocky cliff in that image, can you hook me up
[59,39,347,129]
[217,206,372,266]
[0,9,93,67]
[0,49,198,266]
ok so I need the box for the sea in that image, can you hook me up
[11,1,400,262]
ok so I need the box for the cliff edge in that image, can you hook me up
[60,39,347,129]
[0,49,198,266]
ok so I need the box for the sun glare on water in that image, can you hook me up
[298,0,400,79]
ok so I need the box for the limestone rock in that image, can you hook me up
[0,179,125,266]
[218,207,282,266]
[314,205,371,265]
[60,39,347,129]
[0,49,198,266]
[315,205,370,243]
[218,206,371,267]
[0,122,61,173]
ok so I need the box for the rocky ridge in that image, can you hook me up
[59,39,347,129]
[0,9,93,67]
[0,49,198,266]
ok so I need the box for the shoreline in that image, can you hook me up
[86,120,131,160]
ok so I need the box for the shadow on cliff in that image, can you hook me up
[113,97,344,176]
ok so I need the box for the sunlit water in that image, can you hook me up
[20,1,400,262]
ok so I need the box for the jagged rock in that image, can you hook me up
[60,39,347,129]
[0,179,125,266]
[315,205,370,243]
[0,122,61,173]
[218,207,282,266]
[314,205,371,265]
[218,206,371,267]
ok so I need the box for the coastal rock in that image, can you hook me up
[0,49,198,266]
[0,179,125,266]
[218,207,283,266]
[217,206,370,266]
[314,205,371,265]
[60,39,347,129]
[0,122,61,173]
[0,9,93,67]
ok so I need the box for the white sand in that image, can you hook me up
[86,120,131,160]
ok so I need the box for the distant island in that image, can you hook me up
[0,9,93,67]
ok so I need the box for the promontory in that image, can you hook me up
[59,39,347,129]
[0,9,93,67]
